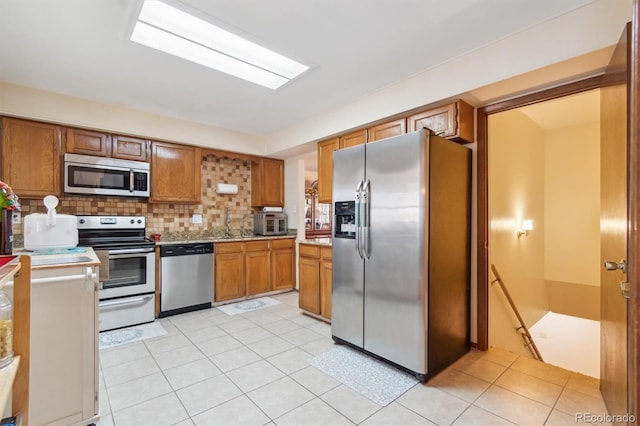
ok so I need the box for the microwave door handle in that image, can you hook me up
[129,169,134,192]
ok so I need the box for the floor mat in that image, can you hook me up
[99,322,167,349]
[216,296,281,315]
[308,345,418,406]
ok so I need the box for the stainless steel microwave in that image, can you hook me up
[254,212,288,236]
[64,153,150,197]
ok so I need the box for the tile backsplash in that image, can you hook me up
[15,155,254,236]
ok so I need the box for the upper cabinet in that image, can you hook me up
[1,117,63,198]
[407,100,474,143]
[111,135,149,162]
[339,129,366,148]
[317,138,339,204]
[150,141,201,203]
[66,128,111,157]
[67,128,150,162]
[251,158,284,207]
[368,118,406,142]
[316,99,475,204]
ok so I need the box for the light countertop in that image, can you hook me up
[298,238,332,247]
[13,247,100,270]
[154,234,296,245]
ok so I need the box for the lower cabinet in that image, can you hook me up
[271,239,296,290]
[245,241,271,296]
[214,248,245,302]
[214,238,295,302]
[298,243,332,320]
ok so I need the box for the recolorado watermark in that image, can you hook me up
[576,412,636,423]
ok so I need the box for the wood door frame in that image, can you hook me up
[476,75,604,351]
[477,12,640,412]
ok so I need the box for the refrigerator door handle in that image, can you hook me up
[355,180,364,259]
[362,179,371,259]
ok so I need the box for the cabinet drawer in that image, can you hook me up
[299,244,320,258]
[271,238,294,249]
[321,246,332,260]
[245,241,269,252]
[215,242,243,253]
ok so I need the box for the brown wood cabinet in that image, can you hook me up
[271,238,295,290]
[66,127,111,157]
[251,157,284,207]
[407,100,474,143]
[339,129,366,149]
[317,138,339,204]
[215,238,295,302]
[319,247,332,319]
[150,141,201,203]
[368,118,406,142]
[245,241,271,296]
[298,243,332,320]
[215,246,246,302]
[298,253,320,314]
[1,117,63,198]
[67,128,150,161]
[112,135,149,161]
[316,100,474,205]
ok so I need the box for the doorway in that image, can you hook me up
[487,89,601,377]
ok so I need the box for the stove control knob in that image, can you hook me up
[130,219,135,224]
[79,218,85,224]
[137,219,142,224]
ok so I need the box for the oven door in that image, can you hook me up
[99,248,155,298]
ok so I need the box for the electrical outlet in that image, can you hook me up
[11,212,20,224]
[192,214,202,224]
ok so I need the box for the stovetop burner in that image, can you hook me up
[76,215,155,250]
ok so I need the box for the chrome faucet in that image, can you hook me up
[225,207,231,238]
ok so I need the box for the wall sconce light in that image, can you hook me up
[517,219,534,238]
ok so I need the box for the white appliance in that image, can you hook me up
[332,129,472,381]
[23,195,78,251]
[64,153,150,198]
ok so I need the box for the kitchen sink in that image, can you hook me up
[31,255,93,267]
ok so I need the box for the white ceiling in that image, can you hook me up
[0,0,596,137]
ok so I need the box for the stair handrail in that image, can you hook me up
[490,264,544,362]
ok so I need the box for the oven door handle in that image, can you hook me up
[108,248,155,255]
[99,295,153,308]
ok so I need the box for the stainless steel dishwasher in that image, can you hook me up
[159,242,214,317]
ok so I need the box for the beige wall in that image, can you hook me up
[489,109,548,357]
[544,121,601,320]
[0,83,266,155]
[544,122,600,286]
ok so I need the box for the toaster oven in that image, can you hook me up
[254,213,288,236]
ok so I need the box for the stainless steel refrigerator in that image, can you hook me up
[332,129,471,381]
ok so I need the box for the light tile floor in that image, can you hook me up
[96,291,609,426]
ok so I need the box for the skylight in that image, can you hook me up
[130,0,309,89]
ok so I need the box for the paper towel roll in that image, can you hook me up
[216,183,238,194]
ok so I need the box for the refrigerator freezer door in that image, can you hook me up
[332,144,366,348]
[363,131,428,374]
